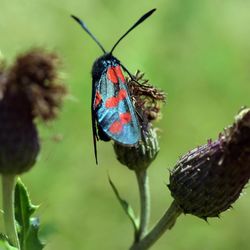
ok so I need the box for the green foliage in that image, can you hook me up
[109,177,138,236]
[0,234,18,250]
[14,179,44,250]
[1,0,250,249]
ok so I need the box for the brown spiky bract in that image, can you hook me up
[0,49,67,174]
[127,70,166,124]
[168,108,250,219]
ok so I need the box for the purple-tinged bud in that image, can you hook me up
[168,108,250,219]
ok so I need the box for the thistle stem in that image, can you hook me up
[2,174,20,249]
[130,200,182,250]
[135,170,150,241]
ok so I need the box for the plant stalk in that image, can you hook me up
[130,200,182,250]
[135,170,150,242]
[2,174,20,249]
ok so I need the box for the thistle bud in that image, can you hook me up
[0,49,67,175]
[168,108,250,219]
[114,128,159,171]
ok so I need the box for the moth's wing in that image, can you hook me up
[95,65,141,145]
[116,82,141,144]
[91,80,98,164]
[92,74,112,164]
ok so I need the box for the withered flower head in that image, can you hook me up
[0,49,67,175]
[168,108,250,219]
[114,71,166,171]
[7,48,67,121]
[127,70,166,125]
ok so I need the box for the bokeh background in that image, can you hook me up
[1,0,250,249]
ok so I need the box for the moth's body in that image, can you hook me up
[91,53,141,145]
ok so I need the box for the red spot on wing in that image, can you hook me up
[107,67,118,84]
[105,89,128,108]
[120,112,132,124]
[95,91,102,107]
[105,97,119,108]
[109,112,132,135]
[109,121,122,134]
[115,65,125,82]
[118,89,127,100]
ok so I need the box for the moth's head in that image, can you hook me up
[91,53,120,82]
[72,9,156,84]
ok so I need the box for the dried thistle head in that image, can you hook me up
[127,70,166,125]
[168,108,250,219]
[6,48,67,121]
[0,49,67,175]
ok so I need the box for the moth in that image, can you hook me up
[71,9,156,163]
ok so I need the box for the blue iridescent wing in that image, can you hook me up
[93,64,141,145]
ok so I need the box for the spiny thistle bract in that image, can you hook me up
[0,49,67,175]
[168,108,250,219]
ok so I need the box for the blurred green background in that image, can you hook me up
[1,0,250,249]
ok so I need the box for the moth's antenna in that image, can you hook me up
[71,15,106,54]
[110,9,156,54]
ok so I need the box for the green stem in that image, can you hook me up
[130,201,182,250]
[2,174,20,249]
[135,170,150,241]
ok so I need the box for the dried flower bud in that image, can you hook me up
[114,128,159,171]
[127,70,166,125]
[0,49,67,175]
[168,108,250,219]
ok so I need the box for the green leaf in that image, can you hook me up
[14,179,45,250]
[108,177,138,234]
[14,179,37,237]
[24,218,44,250]
[0,234,18,250]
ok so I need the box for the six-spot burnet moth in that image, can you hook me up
[71,9,156,164]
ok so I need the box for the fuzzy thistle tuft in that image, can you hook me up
[0,49,67,175]
[7,48,67,121]
[168,108,250,219]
